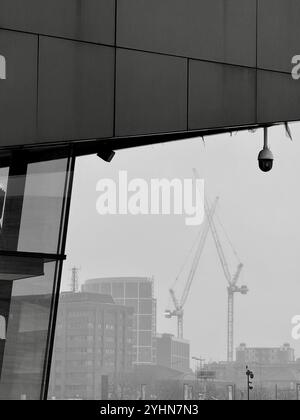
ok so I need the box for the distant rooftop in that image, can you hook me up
[237,343,292,350]
[156,333,190,344]
[60,291,114,305]
[85,276,153,284]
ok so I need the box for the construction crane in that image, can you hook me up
[165,197,219,339]
[193,169,248,363]
[206,205,248,362]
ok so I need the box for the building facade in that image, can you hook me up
[83,277,156,365]
[156,333,190,373]
[49,292,133,400]
[236,343,295,365]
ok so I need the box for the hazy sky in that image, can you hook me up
[62,122,300,363]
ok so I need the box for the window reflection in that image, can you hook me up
[17,159,69,254]
[0,262,59,400]
[0,167,8,231]
[0,315,6,340]
[0,150,74,400]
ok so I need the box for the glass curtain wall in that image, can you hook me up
[0,148,75,400]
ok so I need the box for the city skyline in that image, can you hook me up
[61,122,300,363]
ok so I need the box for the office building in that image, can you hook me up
[83,277,156,365]
[156,333,190,373]
[49,292,134,400]
[236,343,295,365]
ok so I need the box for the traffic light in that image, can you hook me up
[246,366,254,399]
[249,372,254,390]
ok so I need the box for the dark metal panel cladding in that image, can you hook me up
[117,0,256,67]
[189,60,256,130]
[115,49,187,137]
[258,0,300,73]
[0,0,115,45]
[0,29,37,147]
[38,37,114,142]
[258,70,300,124]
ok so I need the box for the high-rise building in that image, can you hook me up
[156,333,190,373]
[236,343,295,365]
[83,277,156,365]
[49,292,134,400]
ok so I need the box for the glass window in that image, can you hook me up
[139,315,152,330]
[0,261,61,400]
[1,158,69,254]
[112,282,124,298]
[100,283,111,295]
[125,299,138,313]
[139,299,152,315]
[139,282,152,298]
[0,167,8,227]
[138,331,152,346]
[0,315,6,340]
[114,299,124,306]
[0,150,74,401]
[125,282,138,298]
[132,316,137,330]
[138,348,152,363]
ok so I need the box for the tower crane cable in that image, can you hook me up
[214,210,241,264]
[205,193,241,267]
[171,228,203,291]
[165,198,219,339]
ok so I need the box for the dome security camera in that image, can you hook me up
[258,128,274,172]
[258,147,274,172]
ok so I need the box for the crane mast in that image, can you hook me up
[227,264,246,362]
[227,290,234,364]
[206,202,247,362]
[193,168,248,363]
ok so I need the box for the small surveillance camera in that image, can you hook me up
[258,148,274,172]
[97,149,115,163]
[258,127,273,172]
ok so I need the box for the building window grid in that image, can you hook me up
[86,279,155,365]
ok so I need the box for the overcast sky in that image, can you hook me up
[61,122,300,363]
